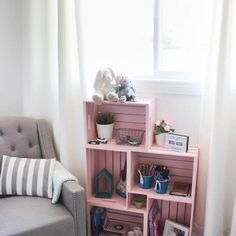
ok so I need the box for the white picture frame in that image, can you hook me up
[163,219,189,236]
[165,133,189,152]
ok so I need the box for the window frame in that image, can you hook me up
[81,0,206,95]
[131,0,204,95]
[153,0,195,82]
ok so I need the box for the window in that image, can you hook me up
[82,0,213,81]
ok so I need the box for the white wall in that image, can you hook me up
[0,0,22,116]
[134,80,202,145]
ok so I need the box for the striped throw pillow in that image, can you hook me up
[0,155,55,198]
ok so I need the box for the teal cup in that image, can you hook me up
[139,176,153,189]
[154,177,170,194]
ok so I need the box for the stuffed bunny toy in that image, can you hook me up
[92,68,119,105]
[115,75,137,103]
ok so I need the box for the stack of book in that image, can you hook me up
[148,202,161,236]
[91,207,107,236]
[99,232,122,236]
[169,182,192,197]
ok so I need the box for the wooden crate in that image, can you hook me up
[84,99,199,236]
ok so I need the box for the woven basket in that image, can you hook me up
[113,128,145,146]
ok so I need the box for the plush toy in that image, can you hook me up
[115,75,137,103]
[92,68,119,105]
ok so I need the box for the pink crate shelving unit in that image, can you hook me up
[84,98,156,151]
[84,99,199,236]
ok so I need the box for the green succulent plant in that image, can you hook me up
[96,112,115,125]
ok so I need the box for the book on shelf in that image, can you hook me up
[169,182,192,197]
[148,202,161,236]
[99,232,122,236]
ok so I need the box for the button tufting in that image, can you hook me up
[18,127,22,133]
[11,145,15,151]
[0,130,3,136]
[29,142,33,148]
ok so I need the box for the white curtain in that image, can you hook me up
[22,0,86,185]
[199,0,236,235]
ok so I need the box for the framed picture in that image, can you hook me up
[163,219,189,236]
[165,133,189,152]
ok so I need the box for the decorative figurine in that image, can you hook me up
[94,168,113,198]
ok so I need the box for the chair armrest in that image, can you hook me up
[60,181,87,236]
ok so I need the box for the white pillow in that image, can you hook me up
[52,161,77,204]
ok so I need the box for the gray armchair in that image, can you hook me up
[0,117,86,236]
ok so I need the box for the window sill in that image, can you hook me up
[132,77,203,96]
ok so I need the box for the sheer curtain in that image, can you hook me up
[22,0,86,185]
[199,0,236,235]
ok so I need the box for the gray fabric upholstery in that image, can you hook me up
[0,196,74,236]
[0,117,86,236]
[0,117,42,159]
[0,156,2,174]
[60,181,87,236]
[37,119,57,159]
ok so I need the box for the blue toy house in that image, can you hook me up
[94,168,113,198]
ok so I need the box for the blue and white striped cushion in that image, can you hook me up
[0,155,55,198]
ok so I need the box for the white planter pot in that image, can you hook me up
[96,123,114,141]
[155,133,166,147]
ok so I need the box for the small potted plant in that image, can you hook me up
[96,112,115,141]
[154,120,175,147]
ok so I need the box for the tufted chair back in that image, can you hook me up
[0,117,57,160]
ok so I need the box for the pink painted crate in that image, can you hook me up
[127,193,147,213]
[105,209,144,234]
[84,99,155,149]
[129,152,194,194]
[86,149,127,200]
[148,198,192,234]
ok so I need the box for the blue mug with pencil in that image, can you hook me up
[139,175,153,189]
[154,176,170,194]
[137,164,156,189]
[153,166,170,194]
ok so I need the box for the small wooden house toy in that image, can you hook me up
[94,168,113,198]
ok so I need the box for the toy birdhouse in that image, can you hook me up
[94,168,113,198]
